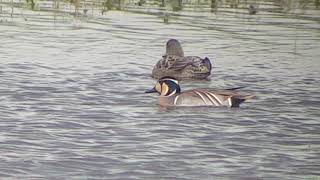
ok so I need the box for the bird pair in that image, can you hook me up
[146,39,254,107]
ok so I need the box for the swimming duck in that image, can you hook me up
[151,39,212,80]
[145,77,254,107]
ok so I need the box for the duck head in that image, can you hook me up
[166,39,184,57]
[145,77,181,96]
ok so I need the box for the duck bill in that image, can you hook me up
[145,87,157,93]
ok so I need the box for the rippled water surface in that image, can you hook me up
[0,4,320,179]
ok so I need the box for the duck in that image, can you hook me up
[145,77,254,107]
[151,39,212,80]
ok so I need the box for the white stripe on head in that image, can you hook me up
[168,89,177,96]
[161,78,179,85]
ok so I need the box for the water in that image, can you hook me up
[0,4,320,179]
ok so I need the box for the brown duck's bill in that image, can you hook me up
[145,87,157,93]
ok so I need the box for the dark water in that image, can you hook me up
[0,4,320,179]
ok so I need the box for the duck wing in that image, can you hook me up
[179,89,254,107]
[162,55,211,71]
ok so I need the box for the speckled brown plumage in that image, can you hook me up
[151,39,212,80]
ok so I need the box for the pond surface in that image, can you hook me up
[0,5,320,179]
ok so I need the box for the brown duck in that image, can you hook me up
[152,39,212,80]
[145,77,254,107]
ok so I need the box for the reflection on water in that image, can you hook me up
[0,1,320,179]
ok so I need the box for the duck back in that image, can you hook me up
[152,55,212,80]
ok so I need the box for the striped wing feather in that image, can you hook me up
[175,89,252,107]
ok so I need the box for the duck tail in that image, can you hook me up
[231,95,255,107]
[243,95,256,100]
[231,98,246,108]
[202,57,212,71]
